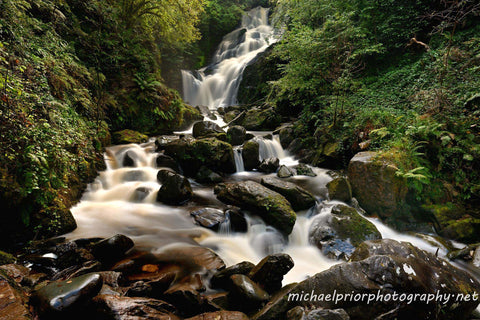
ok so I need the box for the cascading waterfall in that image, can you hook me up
[68,139,462,285]
[181,7,277,115]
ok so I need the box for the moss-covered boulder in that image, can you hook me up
[214,181,296,235]
[326,176,352,203]
[426,203,480,243]
[112,129,148,145]
[164,137,236,176]
[240,107,282,131]
[227,125,247,146]
[347,152,416,230]
[192,121,225,139]
[0,251,16,265]
[309,204,381,260]
[242,140,260,171]
[261,177,316,211]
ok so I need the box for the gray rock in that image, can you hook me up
[277,165,295,178]
[294,163,316,177]
[326,177,352,203]
[261,177,316,211]
[214,181,296,235]
[157,170,193,205]
[193,121,224,138]
[242,140,260,170]
[190,208,226,231]
[258,157,279,173]
[227,126,247,146]
[308,204,381,260]
[248,253,294,294]
[33,273,102,315]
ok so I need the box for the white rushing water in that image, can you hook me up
[182,7,277,115]
[68,139,460,285]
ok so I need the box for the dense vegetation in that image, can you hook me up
[243,0,479,235]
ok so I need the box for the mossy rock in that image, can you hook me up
[427,203,480,243]
[326,177,352,203]
[0,250,16,265]
[164,137,235,176]
[242,140,260,171]
[240,107,281,131]
[214,181,296,235]
[112,129,148,145]
[309,204,381,260]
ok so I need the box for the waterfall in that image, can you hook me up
[233,146,245,172]
[182,7,277,112]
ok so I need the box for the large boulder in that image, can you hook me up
[253,239,480,320]
[242,140,260,171]
[261,177,316,211]
[348,152,415,230]
[240,107,282,131]
[156,170,193,205]
[308,204,381,260]
[192,121,224,139]
[214,181,296,235]
[164,137,236,176]
[227,126,247,146]
[112,129,148,145]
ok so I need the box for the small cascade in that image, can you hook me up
[256,136,285,160]
[182,7,277,114]
[233,146,245,172]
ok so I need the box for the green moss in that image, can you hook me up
[112,129,148,145]
[0,250,16,265]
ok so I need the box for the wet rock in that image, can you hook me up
[203,292,230,310]
[251,283,297,320]
[248,253,294,294]
[191,208,226,231]
[286,306,305,320]
[126,281,153,297]
[261,177,316,211]
[67,260,102,279]
[211,261,256,289]
[93,294,178,320]
[155,154,181,173]
[279,126,294,149]
[277,165,295,178]
[242,140,260,171]
[112,129,148,145]
[240,107,281,131]
[347,152,415,229]
[214,181,296,235]
[0,270,32,320]
[193,121,225,138]
[0,250,15,265]
[447,244,479,261]
[157,170,193,205]
[256,239,480,320]
[195,166,223,184]
[229,274,270,312]
[227,126,247,146]
[155,245,225,273]
[122,150,137,167]
[163,281,202,316]
[0,264,29,283]
[288,138,303,154]
[164,137,236,176]
[132,187,152,202]
[196,106,218,120]
[92,234,134,263]
[306,309,350,320]
[225,207,248,233]
[258,157,279,173]
[123,170,148,182]
[186,311,249,320]
[127,264,181,295]
[326,177,352,203]
[22,273,48,288]
[33,273,103,315]
[309,204,381,260]
[294,164,317,177]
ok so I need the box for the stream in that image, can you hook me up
[67,7,470,289]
